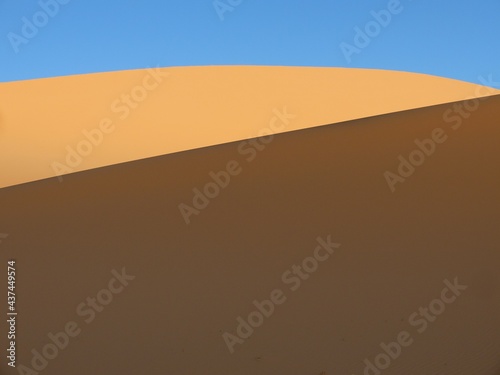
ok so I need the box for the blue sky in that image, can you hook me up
[1,0,499,84]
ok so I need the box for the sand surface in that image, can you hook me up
[0,89,499,374]
[1,66,498,188]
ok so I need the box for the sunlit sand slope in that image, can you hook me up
[1,66,498,188]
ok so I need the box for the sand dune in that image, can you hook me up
[1,89,499,374]
[1,66,498,188]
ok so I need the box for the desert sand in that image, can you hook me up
[0,66,498,188]
[0,65,499,374]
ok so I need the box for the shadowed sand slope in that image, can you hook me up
[1,66,499,188]
[0,95,499,374]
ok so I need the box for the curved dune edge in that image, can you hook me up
[1,65,498,188]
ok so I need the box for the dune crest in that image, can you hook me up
[1,66,498,188]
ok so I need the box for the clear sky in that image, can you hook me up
[1,0,499,85]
